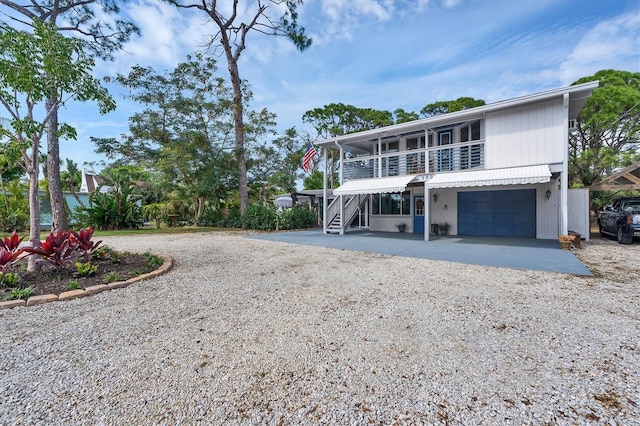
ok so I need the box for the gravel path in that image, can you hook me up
[1,232,638,425]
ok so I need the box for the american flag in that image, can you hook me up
[301,141,317,173]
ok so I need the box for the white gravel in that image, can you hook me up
[1,232,638,425]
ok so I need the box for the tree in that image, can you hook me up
[60,158,82,192]
[570,69,640,187]
[0,0,138,232]
[249,127,306,196]
[420,97,485,117]
[94,55,275,221]
[0,21,114,269]
[302,103,394,138]
[393,108,419,124]
[165,0,312,215]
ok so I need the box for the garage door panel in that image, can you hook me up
[457,189,536,238]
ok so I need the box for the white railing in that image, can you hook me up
[326,194,368,233]
[342,140,485,181]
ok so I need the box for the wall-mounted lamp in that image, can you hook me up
[444,204,448,210]
[546,189,552,200]
[433,194,438,203]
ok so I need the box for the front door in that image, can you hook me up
[413,195,425,234]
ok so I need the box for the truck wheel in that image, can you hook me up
[617,226,633,244]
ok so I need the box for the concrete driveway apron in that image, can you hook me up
[250,229,592,276]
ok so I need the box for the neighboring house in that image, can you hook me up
[80,169,108,193]
[316,82,598,240]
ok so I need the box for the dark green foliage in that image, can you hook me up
[0,180,28,232]
[217,209,242,228]
[79,170,143,230]
[278,204,317,230]
[142,252,163,270]
[302,103,394,137]
[195,207,224,227]
[83,191,142,230]
[570,69,640,187]
[241,203,278,231]
[420,97,486,117]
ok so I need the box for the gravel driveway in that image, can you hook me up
[1,232,638,425]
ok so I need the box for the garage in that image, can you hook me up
[458,189,536,237]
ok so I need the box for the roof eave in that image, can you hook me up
[316,81,599,147]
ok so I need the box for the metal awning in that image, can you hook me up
[333,175,416,195]
[426,165,551,189]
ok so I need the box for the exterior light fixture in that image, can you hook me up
[433,194,438,203]
[546,189,551,200]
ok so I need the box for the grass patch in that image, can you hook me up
[93,226,228,237]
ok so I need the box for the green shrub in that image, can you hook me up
[0,180,28,232]
[217,209,242,228]
[5,286,33,300]
[196,207,223,227]
[279,204,317,230]
[241,203,277,231]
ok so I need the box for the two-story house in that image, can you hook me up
[317,82,598,241]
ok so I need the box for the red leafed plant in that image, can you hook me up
[0,247,24,272]
[0,232,26,272]
[0,231,25,252]
[22,230,75,272]
[70,227,102,262]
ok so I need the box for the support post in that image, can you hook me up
[425,183,430,241]
[561,93,569,235]
[323,147,328,233]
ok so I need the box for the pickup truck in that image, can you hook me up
[598,196,640,244]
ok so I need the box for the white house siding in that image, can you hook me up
[567,188,590,241]
[485,99,564,169]
[366,183,560,239]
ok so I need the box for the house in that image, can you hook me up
[80,169,106,193]
[316,82,599,240]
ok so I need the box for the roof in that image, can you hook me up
[589,162,640,191]
[316,81,599,148]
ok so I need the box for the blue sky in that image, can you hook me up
[55,0,640,172]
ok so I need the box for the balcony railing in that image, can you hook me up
[342,141,485,181]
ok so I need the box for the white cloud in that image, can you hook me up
[559,11,640,84]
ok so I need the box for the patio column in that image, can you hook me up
[323,147,328,233]
[425,182,430,241]
[378,136,382,178]
[561,93,569,235]
[338,142,345,235]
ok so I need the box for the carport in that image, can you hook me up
[250,229,592,275]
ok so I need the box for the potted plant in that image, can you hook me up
[396,222,407,233]
[558,234,574,250]
[439,222,450,235]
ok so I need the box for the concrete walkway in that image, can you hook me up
[250,229,592,275]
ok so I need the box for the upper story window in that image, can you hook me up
[460,120,481,142]
[407,136,425,150]
[374,140,398,155]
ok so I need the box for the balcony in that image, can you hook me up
[342,140,485,181]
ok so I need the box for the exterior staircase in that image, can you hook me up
[325,194,369,234]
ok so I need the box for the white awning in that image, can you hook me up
[426,165,551,189]
[333,175,416,195]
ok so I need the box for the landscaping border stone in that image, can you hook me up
[0,254,173,310]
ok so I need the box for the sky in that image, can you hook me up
[29,0,640,172]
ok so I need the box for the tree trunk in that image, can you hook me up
[25,142,41,272]
[228,59,248,215]
[46,97,68,232]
